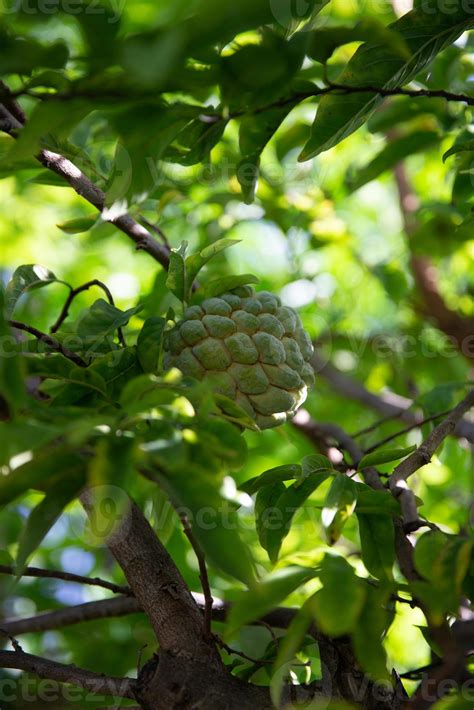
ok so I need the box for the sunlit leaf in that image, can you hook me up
[16,474,84,573]
[357,513,395,581]
[57,216,98,234]
[256,471,331,563]
[185,238,241,292]
[225,565,317,638]
[310,555,366,636]
[358,445,416,470]
[321,475,358,544]
[241,464,302,494]
[137,317,166,373]
[300,2,474,159]
[5,264,61,317]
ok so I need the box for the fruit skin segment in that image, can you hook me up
[164,286,315,430]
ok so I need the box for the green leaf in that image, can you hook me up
[0,30,68,76]
[357,513,395,581]
[0,449,83,507]
[241,464,302,494]
[26,355,109,400]
[137,317,166,373]
[0,421,60,467]
[419,383,464,417]
[119,374,176,412]
[166,116,227,165]
[185,238,241,292]
[413,531,472,619]
[367,96,447,134]
[256,471,331,563]
[16,475,84,573]
[308,19,411,65]
[255,480,287,556]
[273,600,313,671]
[13,99,92,160]
[237,102,298,203]
[301,454,334,477]
[347,131,439,192]
[354,485,401,516]
[310,555,366,636]
[213,394,260,431]
[352,585,392,682]
[443,138,474,162]
[108,104,199,201]
[160,466,255,586]
[261,0,330,36]
[0,287,25,417]
[76,299,142,340]
[321,475,358,544]
[5,264,61,317]
[88,434,135,490]
[225,565,316,638]
[358,445,417,470]
[166,247,187,303]
[300,2,474,159]
[198,274,259,300]
[56,216,98,234]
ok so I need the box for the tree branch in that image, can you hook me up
[389,389,474,489]
[0,650,137,699]
[14,83,474,113]
[80,492,218,662]
[0,597,141,636]
[392,158,474,362]
[9,319,87,368]
[0,87,170,269]
[312,352,474,444]
[361,408,456,455]
[0,564,131,596]
[0,591,298,638]
[179,513,214,640]
[293,398,466,693]
[50,279,126,346]
[39,150,170,268]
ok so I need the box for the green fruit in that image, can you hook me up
[163,286,315,429]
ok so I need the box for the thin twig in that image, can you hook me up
[0,564,131,596]
[138,216,171,248]
[12,83,474,112]
[179,513,214,640]
[389,389,474,488]
[9,319,87,367]
[312,352,474,444]
[388,390,474,532]
[327,81,474,106]
[0,627,23,653]
[362,408,454,454]
[0,592,298,638]
[0,597,142,636]
[50,278,126,346]
[352,411,407,438]
[0,650,137,699]
[0,96,170,269]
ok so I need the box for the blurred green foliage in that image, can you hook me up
[0,0,473,706]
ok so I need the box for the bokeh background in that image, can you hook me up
[0,0,473,706]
